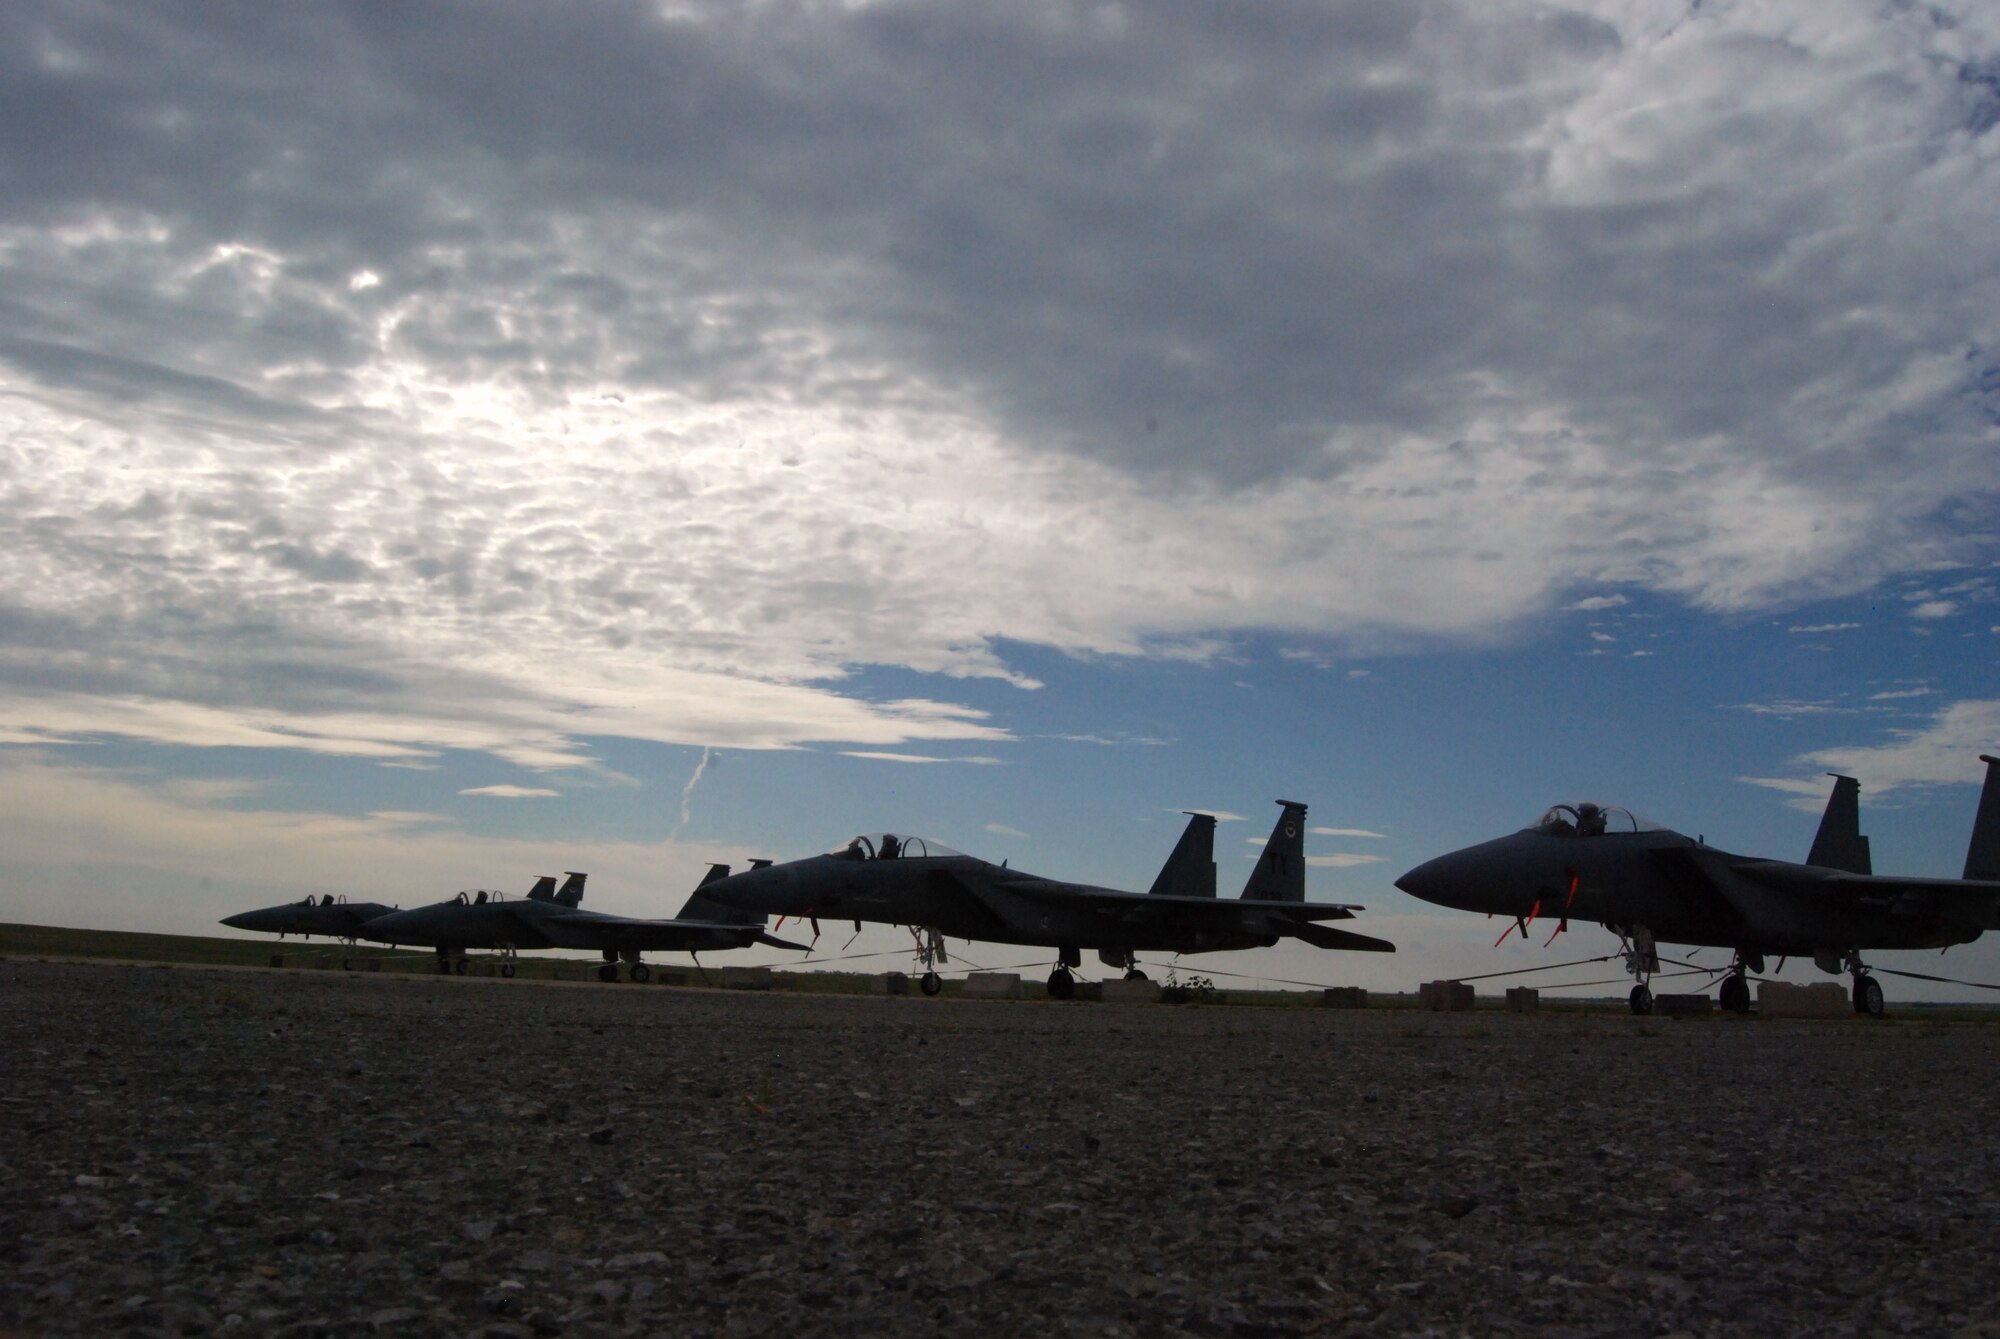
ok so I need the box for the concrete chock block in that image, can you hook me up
[873,972,910,995]
[648,970,690,987]
[962,972,1024,1000]
[720,965,774,991]
[552,966,590,982]
[269,954,288,969]
[1322,987,1369,1009]
[1654,992,1711,1017]
[1070,981,1104,1002]
[1419,980,1475,1012]
[1100,979,1163,1004]
[1504,987,1539,1013]
[1759,980,1848,1018]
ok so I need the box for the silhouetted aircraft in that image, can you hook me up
[221,892,400,948]
[1395,755,2000,1016]
[362,868,805,981]
[703,800,1394,997]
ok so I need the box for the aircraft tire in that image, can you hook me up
[340,958,353,972]
[452,958,468,976]
[1124,968,1148,982]
[1628,984,1653,1016]
[1720,975,1749,1014]
[597,963,619,984]
[1047,968,1075,1001]
[629,963,650,984]
[1855,974,1885,1018]
[920,971,943,996]
[500,962,516,979]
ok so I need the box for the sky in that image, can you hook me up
[2,0,1997,1000]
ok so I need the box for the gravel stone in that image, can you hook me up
[3,960,1997,1336]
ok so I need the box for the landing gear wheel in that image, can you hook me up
[1629,983,1653,1016]
[1854,974,1885,1018]
[340,958,354,972]
[453,957,469,976]
[500,962,516,979]
[920,970,943,996]
[1124,968,1149,982]
[1719,974,1750,1014]
[597,963,619,984]
[1047,967,1075,1001]
[436,957,453,976]
[629,963,650,984]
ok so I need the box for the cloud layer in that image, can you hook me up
[2,0,1997,765]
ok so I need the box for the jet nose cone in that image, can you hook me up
[1395,851,1475,909]
[219,911,257,931]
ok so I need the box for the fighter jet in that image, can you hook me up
[361,867,805,981]
[701,800,1395,998]
[221,892,401,955]
[1394,755,2000,1016]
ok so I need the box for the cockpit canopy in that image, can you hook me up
[825,833,963,861]
[452,889,507,905]
[1526,804,1659,837]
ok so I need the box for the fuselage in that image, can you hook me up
[706,846,1285,955]
[1396,825,1977,957]
[220,898,397,942]
[362,896,563,951]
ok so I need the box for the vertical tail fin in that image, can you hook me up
[1964,755,2000,882]
[525,874,559,902]
[555,871,587,907]
[676,863,756,924]
[1806,774,1872,874]
[1148,812,1217,898]
[1240,800,1308,902]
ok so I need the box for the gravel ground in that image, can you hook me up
[4,959,1998,1339]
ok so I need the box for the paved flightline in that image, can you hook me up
[4,959,1997,1337]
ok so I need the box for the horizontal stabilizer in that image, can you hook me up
[757,930,811,952]
[526,874,559,902]
[1289,921,1396,953]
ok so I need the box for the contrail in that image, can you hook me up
[671,747,714,839]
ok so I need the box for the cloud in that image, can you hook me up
[983,823,1027,840]
[1789,623,1861,634]
[837,751,1004,765]
[1725,699,1852,718]
[458,785,559,799]
[1910,601,1959,619]
[1870,688,1933,701]
[0,753,740,930]
[1311,827,1387,839]
[1305,853,1389,869]
[1739,698,2000,807]
[0,0,1996,764]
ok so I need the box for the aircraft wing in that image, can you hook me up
[1658,847,2000,932]
[1791,871,2000,930]
[531,908,771,952]
[966,874,1383,943]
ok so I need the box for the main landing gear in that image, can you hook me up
[1718,952,1762,1015]
[1614,924,1659,1015]
[435,946,519,978]
[1047,946,1081,1000]
[597,949,651,984]
[1818,949,1887,1017]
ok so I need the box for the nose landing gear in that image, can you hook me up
[1614,925,1659,1015]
